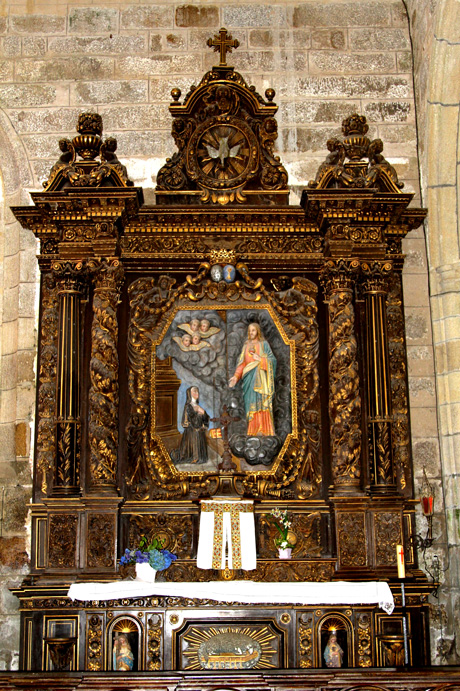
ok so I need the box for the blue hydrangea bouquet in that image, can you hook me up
[120,535,177,572]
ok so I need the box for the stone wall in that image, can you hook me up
[406,0,460,663]
[0,0,445,668]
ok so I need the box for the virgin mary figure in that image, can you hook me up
[229,322,276,436]
[113,634,134,671]
[172,386,210,464]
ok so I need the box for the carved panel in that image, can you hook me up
[357,612,372,667]
[336,513,366,567]
[48,514,77,569]
[235,236,322,255]
[374,512,402,566]
[298,612,314,668]
[368,421,393,486]
[87,513,115,568]
[257,512,322,559]
[36,273,59,496]
[161,560,334,583]
[86,614,103,671]
[147,613,163,670]
[128,514,194,560]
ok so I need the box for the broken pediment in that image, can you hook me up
[43,112,134,192]
[155,27,288,206]
[307,113,404,194]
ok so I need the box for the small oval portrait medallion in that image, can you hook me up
[210,264,224,282]
[223,264,236,283]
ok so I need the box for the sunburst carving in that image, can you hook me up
[183,625,277,670]
[113,618,138,633]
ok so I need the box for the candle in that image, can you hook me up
[396,544,405,579]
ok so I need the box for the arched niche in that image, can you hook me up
[108,617,142,672]
[317,614,352,669]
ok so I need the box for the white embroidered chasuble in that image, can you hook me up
[197,499,256,570]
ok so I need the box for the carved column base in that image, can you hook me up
[87,485,119,497]
[330,479,362,497]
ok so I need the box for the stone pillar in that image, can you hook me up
[361,260,397,494]
[87,258,124,494]
[321,258,362,494]
[52,260,87,496]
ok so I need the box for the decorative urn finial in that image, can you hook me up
[341,113,370,161]
[73,112,103,160]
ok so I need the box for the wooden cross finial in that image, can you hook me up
[207,27,239,67]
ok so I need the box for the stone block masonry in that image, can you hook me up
[0,0,445,668]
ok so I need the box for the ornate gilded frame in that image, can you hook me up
[126,263,322,500]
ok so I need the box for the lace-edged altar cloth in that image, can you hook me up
[68,580,394,614]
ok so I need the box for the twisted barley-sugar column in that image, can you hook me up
[361,260,397,493]
[87,258,124,494]
[52,260,87,496]
[321,259,362,493]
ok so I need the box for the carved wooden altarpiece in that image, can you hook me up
[10,29,432,676]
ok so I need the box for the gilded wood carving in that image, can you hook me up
[88,258,124,489]
[321,259,362,488]
[36,273,59,497]
[386,273,412,494]
[9,26,434,675]
[126,264,321,500]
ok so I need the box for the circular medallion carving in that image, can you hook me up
[187,117,258,189]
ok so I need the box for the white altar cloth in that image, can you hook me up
[68,580,394,614]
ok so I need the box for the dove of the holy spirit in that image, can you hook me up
[205,137,241,167]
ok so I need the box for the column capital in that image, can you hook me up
[52,259,88,291]
[320,258,360,298]
[361,260,393,293]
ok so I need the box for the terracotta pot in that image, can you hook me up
[135,562,157,582]
[278,547,292,559]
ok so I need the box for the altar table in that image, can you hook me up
[68,579,394,614]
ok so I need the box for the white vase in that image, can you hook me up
[278,547,292,560]
[135,562,157,582]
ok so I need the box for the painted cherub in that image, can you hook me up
[190,333,211,351]
[178,318,201,337]
[198,318,220,338]
[178,318,220,339]
[173,333,192,351]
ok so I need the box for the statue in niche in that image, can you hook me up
[172,386,210,464]
[229,322,276,436]
[323,632,344,668]
[113,633,134,671]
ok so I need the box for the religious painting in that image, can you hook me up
[154,306,293,472]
